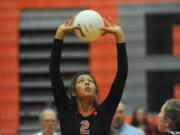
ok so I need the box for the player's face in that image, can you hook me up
[40,112,57,134]
[74,74,97,98]
[158,104,171,132]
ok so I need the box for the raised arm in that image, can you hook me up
[49,17,79,116]
[100,17,128,117]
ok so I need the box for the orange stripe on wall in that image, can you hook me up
[0,45,18,58]
[117,0,180,3]
[172,27,180,99]
[174,85,180,99]
[0,0,20,134]
[20,0,89,8]
[0,89,19,103]
[0,59,18,74]
[20,0,117,9]
[173,26,180,56]
[90,0,118,103]
[0,32,18,44]
[0,74,19,87]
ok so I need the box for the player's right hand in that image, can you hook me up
[55,16,80,39]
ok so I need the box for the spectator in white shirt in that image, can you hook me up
[111,102,145,135]
[33,108,60,135]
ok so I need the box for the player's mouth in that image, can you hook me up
[84,87,91,92]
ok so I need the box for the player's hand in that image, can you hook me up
[100,17,125,43]
[55,16,80,39]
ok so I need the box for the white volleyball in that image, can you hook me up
[73,10,104,41]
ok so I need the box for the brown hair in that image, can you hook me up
[69,72,100,106]
[163,99,180,131]
[131,107,149,127]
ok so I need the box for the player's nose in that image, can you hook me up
[85,81,90,85]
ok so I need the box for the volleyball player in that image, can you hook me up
[158,99,180,135]
[49,16,128,135]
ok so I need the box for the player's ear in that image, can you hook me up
[165,118,172,129]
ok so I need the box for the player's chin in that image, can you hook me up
[82,93,95,98]
[83,89,93,94]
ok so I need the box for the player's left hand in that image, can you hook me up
[100,17,125,43]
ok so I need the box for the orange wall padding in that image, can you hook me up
[172,26,180,99]
[173,26,180,55]
[174,85,180,99]
[0,0,20,135]
[90,2,118,103]
[117,0,180,3]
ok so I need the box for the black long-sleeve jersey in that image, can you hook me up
[50,39,128,135]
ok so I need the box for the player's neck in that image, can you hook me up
[76,98,94,116]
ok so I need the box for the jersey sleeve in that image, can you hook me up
[49,38,70,116]
[100,42,128,117]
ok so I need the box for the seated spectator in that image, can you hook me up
[131,107,156,135]
[111,102,145,135]
[158,99,180,135]
[33,108,60,135]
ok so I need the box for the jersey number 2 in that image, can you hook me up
[80,120,89,134]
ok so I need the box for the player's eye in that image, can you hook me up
[89,80,94,83]
[79,80,84,83]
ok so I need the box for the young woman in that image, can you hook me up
[49,16,128,135]
[158,99,180,135]
[131,107,156,135]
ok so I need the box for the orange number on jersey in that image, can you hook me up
[80,120,89,134]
